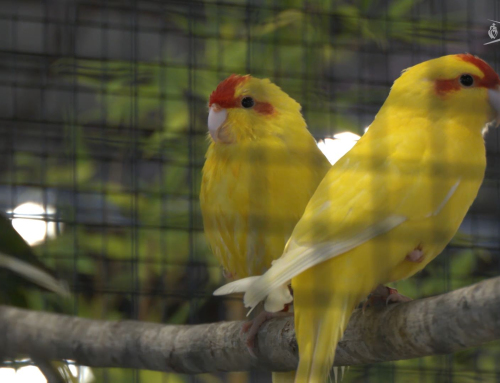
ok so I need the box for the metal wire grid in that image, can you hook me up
[0,0,500,382]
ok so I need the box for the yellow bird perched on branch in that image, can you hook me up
[200,75,331,280]
[215,54,500,382]
[200,75,331,383]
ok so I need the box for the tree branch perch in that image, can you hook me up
[1,276,500,373]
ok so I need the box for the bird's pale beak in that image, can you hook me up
[208,104,227,141]
[488,87,500,126]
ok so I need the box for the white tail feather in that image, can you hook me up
[263,283,292,312]
[213,276,260,296]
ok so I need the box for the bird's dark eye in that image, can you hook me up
[459,74,474,87]
[241,97,255,108]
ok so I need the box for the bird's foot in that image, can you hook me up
[385,287,413,304]
[242,307,293,357]
[362,285,412,313]
[406,245,424,263]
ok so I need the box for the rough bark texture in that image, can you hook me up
[1,276,500,373]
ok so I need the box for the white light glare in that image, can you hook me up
[14,366,47,383]
[317,131,361,165]
[0,368,16,380]
[0,364,94,383]
[9,202,59,246]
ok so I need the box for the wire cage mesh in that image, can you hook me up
[0,0,500,382]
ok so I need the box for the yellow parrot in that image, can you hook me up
[200,74,331,280]
[201,74,331,383]
[215,54,500,382]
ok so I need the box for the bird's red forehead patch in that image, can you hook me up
[435,54,500,95]
[208,74,276,115]
[209,74,249,108]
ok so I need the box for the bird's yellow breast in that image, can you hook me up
[201,136,329,279]
[294,103,487,295]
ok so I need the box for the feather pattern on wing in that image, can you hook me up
[241,121,472,310]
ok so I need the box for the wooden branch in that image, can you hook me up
[1,276,500,373]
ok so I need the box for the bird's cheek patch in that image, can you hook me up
[435,78,461,95]
[435,74,485,96]
[254,101,275,115]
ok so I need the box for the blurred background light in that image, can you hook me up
[317,131,361,165]
[2,366,47,383]
[8,202,60,246]
[0,368,16,380]
[0,364,94,383]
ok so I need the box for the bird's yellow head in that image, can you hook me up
[384,54,500,128]
[207,75,305,144]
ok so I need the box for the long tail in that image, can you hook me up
[293,280,362,383]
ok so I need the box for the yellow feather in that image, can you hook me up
[201,76,331,383]
[213,55,499,383]
[290,54,495,382]
[201,76,330,279]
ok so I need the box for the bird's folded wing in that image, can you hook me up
[243,215,406,309]
[241,132,463,309]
